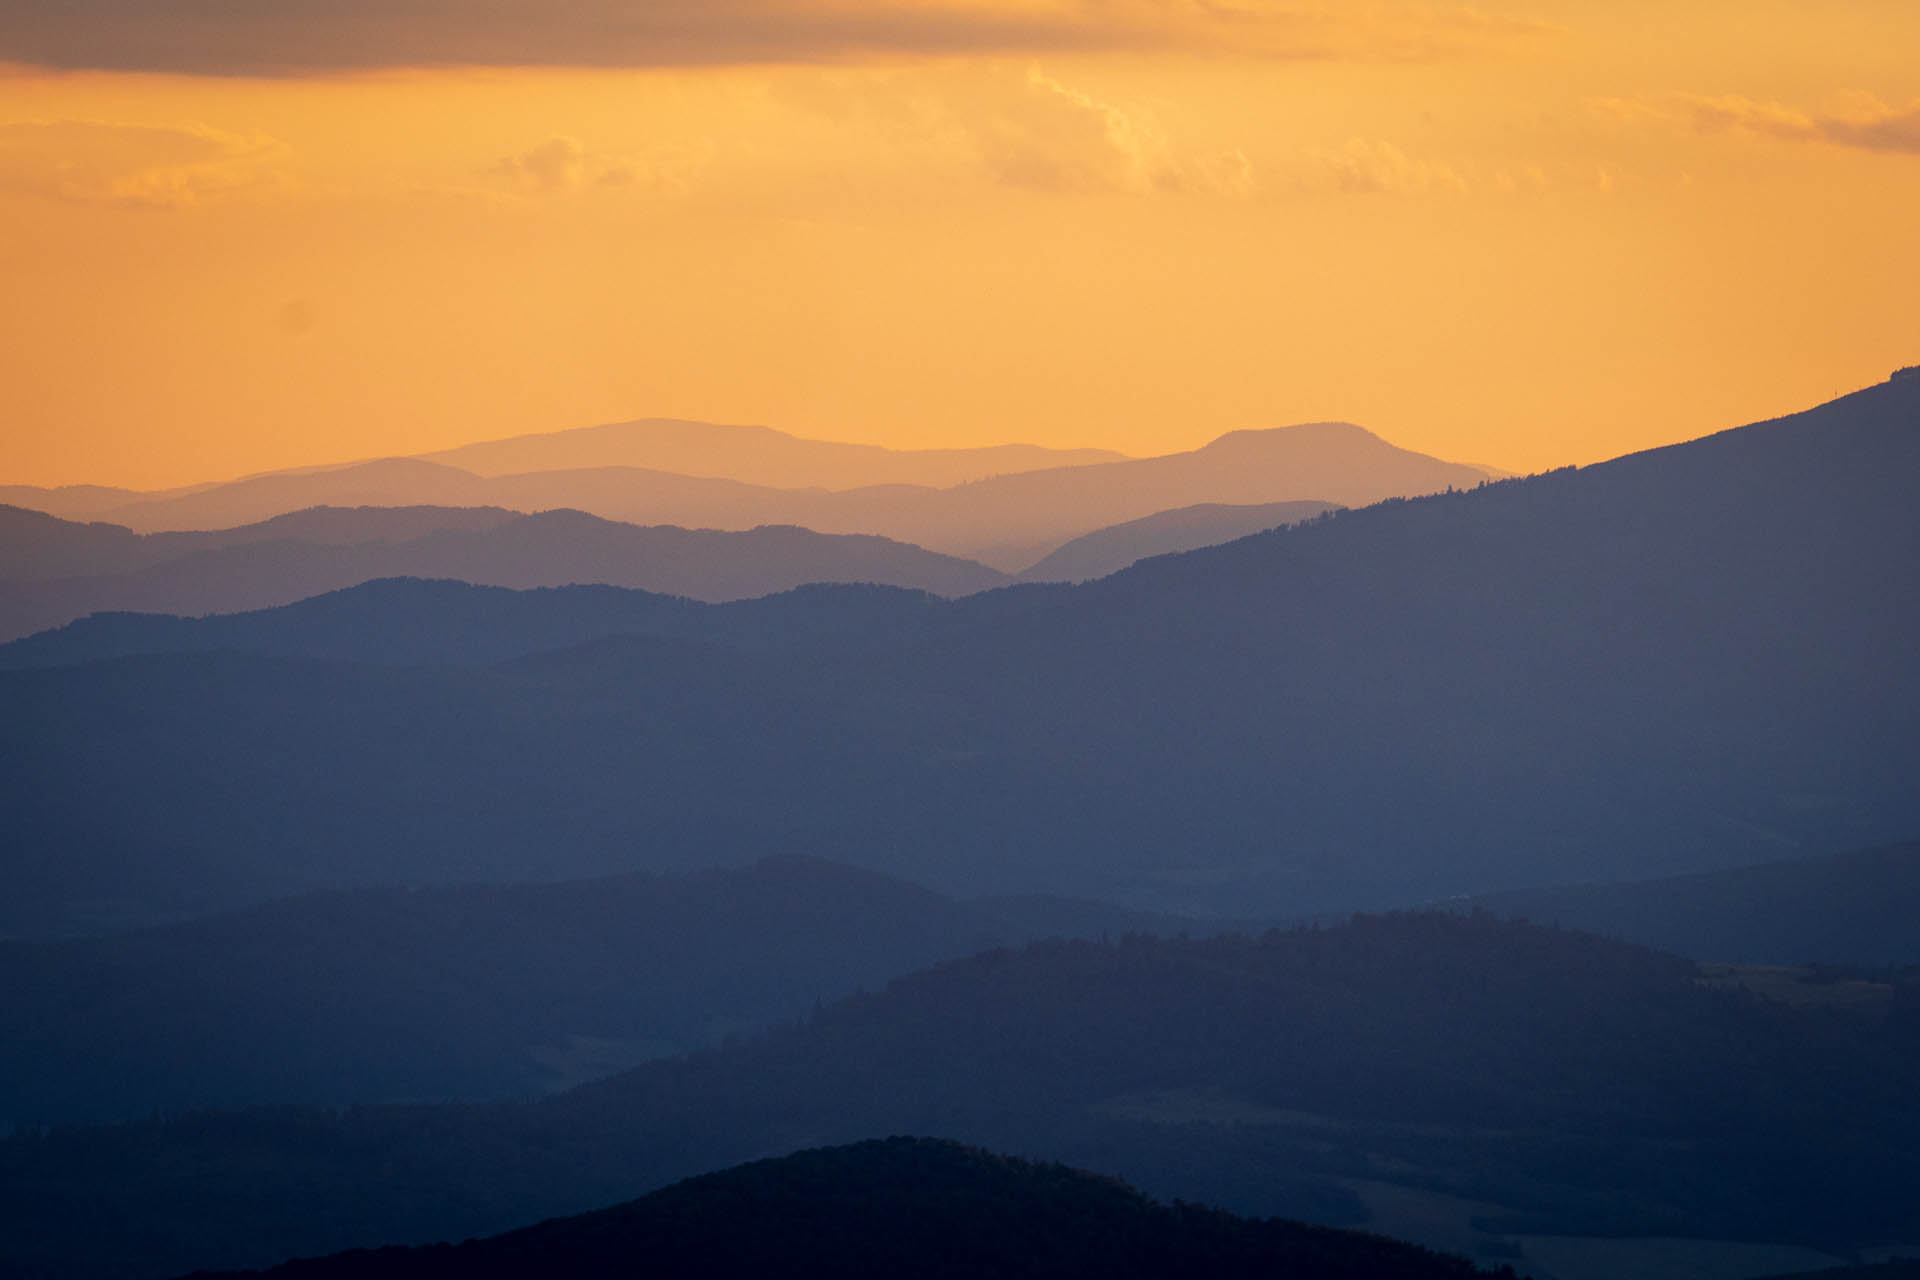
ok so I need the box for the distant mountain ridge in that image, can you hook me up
[0,855,1242,1125]
[7,914,1916,1279]
[0,505,1009,642]
[1019,499,1339,582]
[1,377,1914,928]
[0,577,936,674]
[0,482,196,523]
[3,421,1497,569]
[1461,841,1920,965]
[417,417,1128,487]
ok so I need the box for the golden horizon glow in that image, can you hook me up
[3,0,1918,490]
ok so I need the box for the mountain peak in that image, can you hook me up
[1199,422,1385,454]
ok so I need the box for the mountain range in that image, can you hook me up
[3,376,1913,931]
[5,913,1911,1279]
[1462,840,1920,965]
[0,421,1123,520]
[1016,499,1337,582]
[416,417,1130,487]
[0,856,1245,1125]
[0,421,1490,569]
[0,505,1010,643]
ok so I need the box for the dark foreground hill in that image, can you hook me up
[4,914,1915,1279]
[0,505,1008,641]
[178,1138,1500,1280]
[0,857,1229,1126]
[3,376,1917,928]
[1465,841,1920,965]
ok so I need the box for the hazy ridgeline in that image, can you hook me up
[0,505,1014,643]
[1014,499,1338,583]
[0,418,1481,568]
[7,842,1918,1131]
[3,376,1916,933]
[1,419,1129,523]
[2,378,1917,1280]
[1459,840,1920,966]
[5,914,1916,1278]
[0,857,1255,1127]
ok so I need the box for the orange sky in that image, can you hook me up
[2,0,1918,489]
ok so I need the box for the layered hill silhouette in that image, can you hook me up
[0,504,519,583]
[417,417,1128,487]
[3,376,1913,928]
[178,1138,1502,1280]
[0,856,1240,1126]
[0,578,947,675]
[1462,840,1920,965]
[2,410,1109,523]
[1018,499,1338,582]
[5,914,1915,1279]
[0,482,199,523]
[0,505,1008,642]
[4,422,1493,569]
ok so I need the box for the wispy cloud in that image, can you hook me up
[485,135,705,198]
[0,119,282,209]
[1595,92,1920,157]
[974,68,1252,194]
[0,0,1556,76]
[1307,137,1468,195]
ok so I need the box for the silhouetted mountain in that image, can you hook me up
[0,505,149,582]
[2,378,1916,929]
[1018,499,1338,581]
[94,459,491,533]
[919,423,1484,568]
[148,505,525,550]
[0,579,706,674]
[0,856,1231,1125]
[418,417,1127,487]
[40,423,1492,569]
[0,506,1008,640]
[1,504,525,589]
[4,915,1914,1278]
[455,421,1487,569]
[177,1138,1501,1280]
[0,505,521,638]
[0,484,168,522]
[1460,841,1920,965]
[0,577,962,678]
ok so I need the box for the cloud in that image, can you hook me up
[1595,92,1920,157]
[486,135,703,197]
[973,68,1251,194]
[0,0,1556,76]
[1305,137,1467,195]
[492,136,589,192]
[0,119,281,209]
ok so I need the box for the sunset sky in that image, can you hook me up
[3,0,1917,490]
